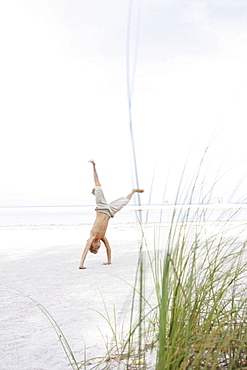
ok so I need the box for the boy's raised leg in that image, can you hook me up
[89,160,101,186]
[126,189,144,200]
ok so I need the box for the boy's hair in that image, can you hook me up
[90,246,98,254]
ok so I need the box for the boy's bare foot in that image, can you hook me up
[89,160,95,165]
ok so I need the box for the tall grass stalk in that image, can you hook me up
[16,291,81,370]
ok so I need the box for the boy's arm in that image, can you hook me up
[79,236,95,269]
[101,237,111,265]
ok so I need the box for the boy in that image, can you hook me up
[79,160,144,269]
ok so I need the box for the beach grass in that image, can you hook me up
[99,210,247,369]
[156,222,247,369]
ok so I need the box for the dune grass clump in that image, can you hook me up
[156,222,247,370]
[101,211,247,370]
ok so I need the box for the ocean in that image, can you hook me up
[1,203,247,228]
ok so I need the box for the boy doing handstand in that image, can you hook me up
[79,160,144,269]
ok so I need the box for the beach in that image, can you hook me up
[1,205,247,369]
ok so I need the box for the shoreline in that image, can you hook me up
[1,203,247,231]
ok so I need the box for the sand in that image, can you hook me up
[1,220,246,370]
[0,223,159,370]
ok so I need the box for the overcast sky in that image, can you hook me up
[1,0,247,206]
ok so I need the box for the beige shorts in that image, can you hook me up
[92,186,129,218]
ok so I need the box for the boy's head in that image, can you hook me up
[90,240,101,254]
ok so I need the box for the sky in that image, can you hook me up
[1,0,247,206]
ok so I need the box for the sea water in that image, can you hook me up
[1,203,247,228]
